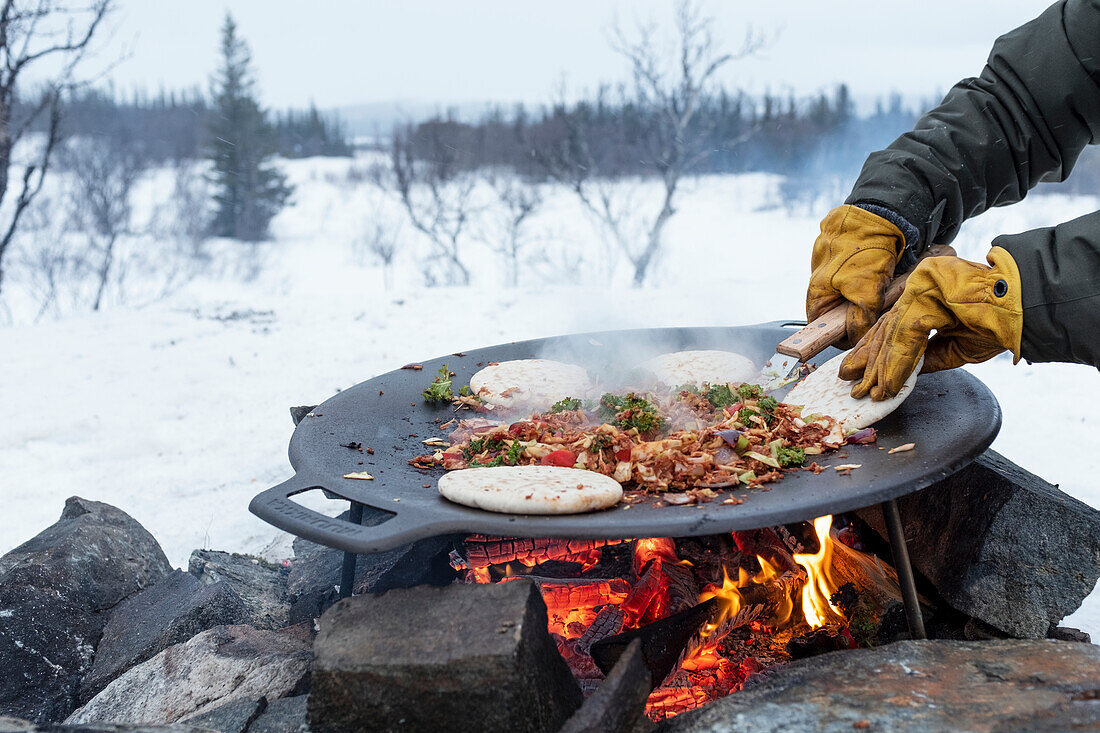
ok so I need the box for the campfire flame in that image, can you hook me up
[792,515,843,628]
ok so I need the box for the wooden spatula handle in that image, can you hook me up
[776,244,956,361]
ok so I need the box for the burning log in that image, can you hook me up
[828,534,913,612]
[506,576,631,638]
[461,536,626,581]
[731,529,802,575]
[663,562,699,615]
[786,626,856,659]
[620,561,668,625]
[516,576,631,609]
[575,606,626,654]
[590,598,720,685]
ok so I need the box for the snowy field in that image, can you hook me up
[1,156,1097,636]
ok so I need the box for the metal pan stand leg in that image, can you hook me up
[881,498,927,640]
[339,501,365,599]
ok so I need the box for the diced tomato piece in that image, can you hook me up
[508,422,527,437]
[615,448,632,462]
[541,449,577,467]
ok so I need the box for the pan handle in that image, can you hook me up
[248,472,440,554]
[776,244,956,361]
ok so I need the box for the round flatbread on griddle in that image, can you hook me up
[469,359,593,410]
[642,350,758,389]
[439,466,623,515]
[784,351,923,431]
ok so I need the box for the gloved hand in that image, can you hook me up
[839,246,1023,400]
[807,205,907,346]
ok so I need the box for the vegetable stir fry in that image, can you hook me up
[412,384,870,504]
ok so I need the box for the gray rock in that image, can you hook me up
[856,450,1100,638]
[245,696,308,733]
[288,406,316,426]
[179,697,266,733]
[0,717,215,732]
[1049,626,1091,643]
[81,571,249,701]
[309,580,583,733]
[561,638,651,733]
[0,497,171,614]
[0,586,100,723]
[0,498,171,723]
[188,551,290,630]
[51,721,217,726]
[658,639,1100,732]
[67,625,311,726]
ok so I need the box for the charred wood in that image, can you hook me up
[591,598,719,687]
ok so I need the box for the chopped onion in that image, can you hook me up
[847,427,877,444]
[716,429,742,447]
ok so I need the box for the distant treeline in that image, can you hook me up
[400,85,922,183]
[12,86,352,164]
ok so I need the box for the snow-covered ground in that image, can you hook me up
[1,157,1096,636]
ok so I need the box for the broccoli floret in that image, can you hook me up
[550,397,582,413]
[777,445,806,467]
[736,383,762,400]
[704,383,738,408]
[422,365,454,404]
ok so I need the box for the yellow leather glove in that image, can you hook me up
[838,246,1023,400]
[807,205,906,346]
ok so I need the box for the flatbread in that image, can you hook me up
[784,351,923,430]
[469,359,593,409]
[643,350,758,389]
[439,466,623,514]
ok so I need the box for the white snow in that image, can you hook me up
[1,156,1097,637]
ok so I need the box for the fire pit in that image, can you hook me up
[449,520,907,721]
[250,322,1002,719]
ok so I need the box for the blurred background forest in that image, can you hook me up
[5,0,1096,322]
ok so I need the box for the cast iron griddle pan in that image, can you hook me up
[249,322,1001,553]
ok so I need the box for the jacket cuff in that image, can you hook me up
[851,202,922,271]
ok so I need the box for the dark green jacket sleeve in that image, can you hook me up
[845,0,1100,367]
[995,212,1100,366]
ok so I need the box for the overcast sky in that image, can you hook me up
[83,1,1053,112]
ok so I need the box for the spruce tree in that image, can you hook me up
[207,13,290,241]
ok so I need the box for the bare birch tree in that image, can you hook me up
[389,123,479,286]
[538,0,761,286]
[358,218,398,289]
[0,0,112,294]
[482,171,542,287]
[62,135,146,310]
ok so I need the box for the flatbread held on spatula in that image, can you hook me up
[439,465,623,515]
[643,350,758,389]
[784,351,923,431]
[469,359,594,410]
